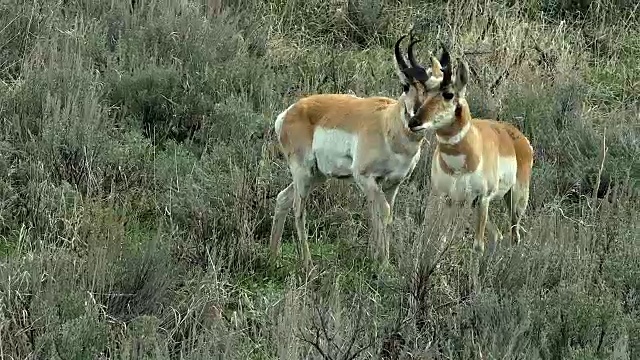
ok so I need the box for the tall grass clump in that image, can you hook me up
[0,0,638,358]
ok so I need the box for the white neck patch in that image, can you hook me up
[436,121,471,145]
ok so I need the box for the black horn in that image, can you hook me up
[407,38,423,69]
[442,59,453,86]
[439,41,451,70]
[394,34,410,70]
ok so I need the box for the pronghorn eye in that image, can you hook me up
[443,92,454,100]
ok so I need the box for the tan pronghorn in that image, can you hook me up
[406,52,534,257]
[269,33,448,269]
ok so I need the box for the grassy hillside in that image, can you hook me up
[0,0,638,358]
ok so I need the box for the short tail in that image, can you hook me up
[262,123,285,161]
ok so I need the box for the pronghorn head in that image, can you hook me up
[394,32,450,131]
[405,48,470,133]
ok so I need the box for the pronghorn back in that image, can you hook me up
[275,94,398,157]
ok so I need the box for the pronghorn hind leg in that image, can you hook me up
[484,218,503,257]
[383,182,401,225]
[513,185,530,244]
[471,195,502,255]
[269,182,295,259]
[291,162,317,272]
[293,191,311,271]
[472,196,490,255]
[504,185,529,245]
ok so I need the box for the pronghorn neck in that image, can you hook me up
[434,100,480,175]
[435,100,472,146]
[386,100,424,153]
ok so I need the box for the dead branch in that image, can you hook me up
[296,298,374,360]
[207,0,222,17]
[592,129,608,205]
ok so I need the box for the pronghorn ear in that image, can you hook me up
[430,56,443,78]
[455,59,470,97]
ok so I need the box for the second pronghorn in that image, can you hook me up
[269,33,448,269]
[406,52,534,256]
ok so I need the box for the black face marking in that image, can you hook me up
[412,102,421,116]
[441,64,453,87]
[439,79,452,91]
[443,92,454,100]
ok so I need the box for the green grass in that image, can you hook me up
[0,0,638,358]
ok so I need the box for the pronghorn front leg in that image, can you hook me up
[469,195,489,293]
[293,191,311,270]
[473,196,490,254]
[355,174,391,265]
[383,182,401,225]
[471,195,500,293]
[380,182,402,264]
[471,195,502,255]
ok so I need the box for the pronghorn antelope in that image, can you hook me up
[406,52,534,256]
[269,33,448,269]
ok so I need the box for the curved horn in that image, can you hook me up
[442,59,453,86]
[394,34,410,70]
[439,41,451,70]
[407,38,423,69]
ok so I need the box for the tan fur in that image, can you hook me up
[270,92,428,270]
[278,94,421,157]
[412,63,533,258]
[434,111,533,184]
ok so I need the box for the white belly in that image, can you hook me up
[312,128,357,177]
[431,166,487,202]
[430,154,519,202]
[312,127,421,184]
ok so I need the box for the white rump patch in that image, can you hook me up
[274,103,296,139]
